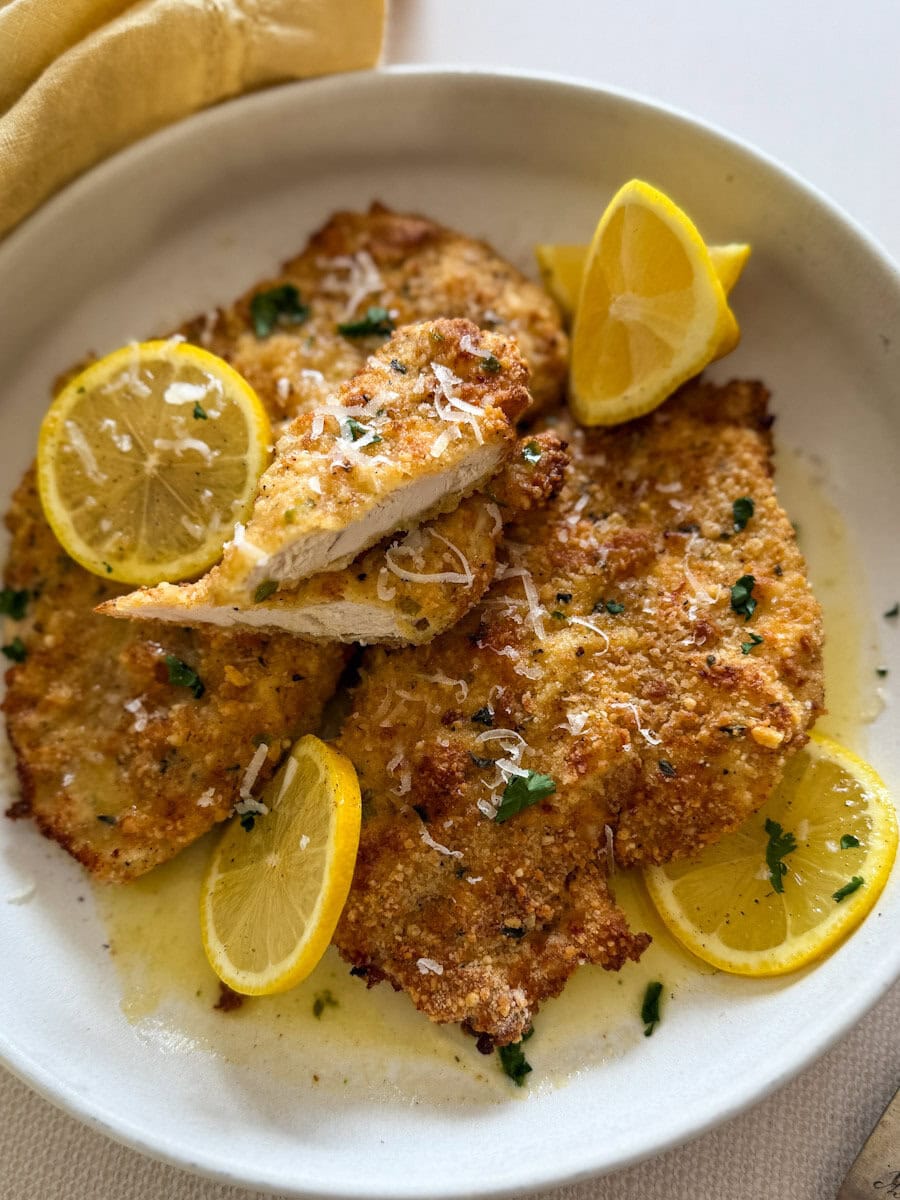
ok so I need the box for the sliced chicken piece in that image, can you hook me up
[109,318,530,622]
[98,433,569,644]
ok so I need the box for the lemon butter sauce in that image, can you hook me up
[93,442,884,1098]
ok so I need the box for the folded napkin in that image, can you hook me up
[0,0,386,239]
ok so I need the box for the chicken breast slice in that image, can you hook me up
[103,318,531,619]
[98,433,569,644]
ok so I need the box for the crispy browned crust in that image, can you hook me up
[180,203,568,420]
[2,469,349,882]
[332,379,824,1043]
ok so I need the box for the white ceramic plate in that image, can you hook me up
[0,68,898,1199]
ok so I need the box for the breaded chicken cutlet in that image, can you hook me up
[2,209,569,880]
[3,470,350,882]
[101,431,568,644]
[182,203,568,421]
[333,379,825,1045]
[101,320,543,637]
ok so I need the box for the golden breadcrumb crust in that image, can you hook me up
[333,379,824,1043]
[181,203,568,420]
[2,469,349,882]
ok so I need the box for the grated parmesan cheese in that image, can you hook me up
[416,957,444,975]
[240,742,269,799]
[420,827,463,858]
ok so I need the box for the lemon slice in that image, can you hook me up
[535,240,750,318]
[568,179,742,426]
[37,340,271,585]
[644,734,898,976]
[200,735,361,996]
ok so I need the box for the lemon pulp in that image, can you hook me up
[201,736,362,996]
[644,734,898,975]
[37,339,271,584]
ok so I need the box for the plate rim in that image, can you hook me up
[1,63,899,1200]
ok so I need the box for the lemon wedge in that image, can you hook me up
[37,340,271,585]
[567,179,743,426]
[536,240,750,319]
[644,734,898,976]
[200,735,361,996]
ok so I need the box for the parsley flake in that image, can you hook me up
[495,770,556,823]
[481,353,502,373]
[497,1038,533,1086]
[250,284,309,338]
[337,306,394,338]
[312,989,338,1018]
[876,667,888,678]
[732,496,755,531]
[2,637,26,663]
[641,981,664,1036]
[192,402,207,420]
[342,416,382,444]
[658,759,677,778]
[165,654,205,699]
[840,834,860,850]
[730,574,758,621]
[833,876,864,902]
[239,812,256,832]
[742,632,765,655]
[471,706,494,727]
[522,441,542,465]
[593,599,624,615]
[885,603,899,619]
[254,579,278,603]
[764,818,797,893]
[96,814,117,826]
[0,588,29,620]
[551,610,567,621]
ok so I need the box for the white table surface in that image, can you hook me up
[2,3,899,1198]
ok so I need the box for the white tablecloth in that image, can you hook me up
[3,2,898,1196]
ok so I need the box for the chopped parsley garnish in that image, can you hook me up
[0,588,29,620]
[641,981,663,1037]
[742,632,765,655]
[337,306,394,338]
[102,562,113,574]
[192,402,207,420]
[312,989,338,1018]
[732,496,755,531]
[481,353,502,374]
[658,759,677,778]
[390,358,407,374]
[164,654,205,699]
[840,834,861,850]
[250,283,309,338]
[551,610,567,620]
[342,416,382,444]
[593,598,624,615]
[239,812,257,832]
[730,574,758,621]
[833,876,864,902]
[495,770,556,823]
[469,752,496,770]
[884,603,899,619]
[522,440,542,465]
[2,637,26,663]
[556,592,572,604]
[764,817,797,894]
[96,814,117,826]
[254,579,278,603]
[471,706,494,726]
[497,1038,533,1086]
[876,667,889,678]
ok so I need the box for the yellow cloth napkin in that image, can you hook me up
[0,0,386,239]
